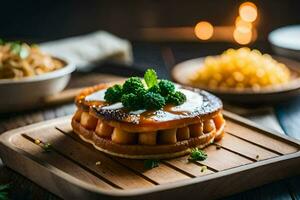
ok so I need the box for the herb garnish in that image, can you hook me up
[9,42,29,59]
[42,143,52,152]
[188,148,208,161]
[0,183,10,200]
[104,69,186,111]
[144,69,158,88]
[144,159,159,169]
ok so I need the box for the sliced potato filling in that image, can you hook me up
[75,110,224,145]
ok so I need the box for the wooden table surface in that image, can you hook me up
[0,42,300,200]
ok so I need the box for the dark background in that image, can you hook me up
[0,0,299,42]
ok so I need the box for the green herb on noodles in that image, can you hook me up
[10,42,29,59]
[144,159,159,169]
[10,42,21,55]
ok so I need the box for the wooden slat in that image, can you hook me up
[164,157,214,177]
[11,134,114,190]
[115,158,190,184]
[57,120,252,175]
[57,119,254,175]
[216,134,279,161]
[225,119,299,154]
[57,122,193,184]
[26,126,154,189]
[200,145,253,171]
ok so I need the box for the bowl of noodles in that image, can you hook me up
[0,41,75,112]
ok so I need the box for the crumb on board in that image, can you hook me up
[201,166,207,173]
[34,139,41,145]
[95,161,101,166]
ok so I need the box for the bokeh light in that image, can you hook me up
[233,27,252,45]
[239,2,258,22]
[235,16,252,32]
[194,21,214,40]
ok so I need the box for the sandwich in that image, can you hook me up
[72,69,225,159]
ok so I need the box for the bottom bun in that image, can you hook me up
[71,119,225,159]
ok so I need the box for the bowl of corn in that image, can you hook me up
[172,48,300,104]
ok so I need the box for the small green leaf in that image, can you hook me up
[43,143,52,152]
[0,39,4,45]
[10,42,21,55]
[9,42,29,59]
[144,159,159,169]
[144,69,158,88]
[188,148,207,161]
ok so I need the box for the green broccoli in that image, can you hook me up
[122,77,144,95]
[147,84,160,94]
[166,91,186,105]
[121,93,143,110]
[158,80,175,96]
[144,92,166,110]
[104,84,123,103]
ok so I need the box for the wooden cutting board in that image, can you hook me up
[0,111,299,200]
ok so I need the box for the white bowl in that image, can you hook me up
[269,25,300,60]
[0,58,75,113]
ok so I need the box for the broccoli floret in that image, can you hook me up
[158,80,175,96]
[166,91,186,105]
[144,92,166,110]
[122,77,144,95]
[147,84,161,94]
[104,84,123,103]
[121,93,143,110]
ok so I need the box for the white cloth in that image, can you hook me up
[40,31,133,70]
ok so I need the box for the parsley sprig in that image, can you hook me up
[144,159,159,169]
[188,148,208,161]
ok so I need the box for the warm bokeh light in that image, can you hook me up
[239,2,258,22]
[233,27,252,45]
[194,21,214,40]
[235,16,252,32]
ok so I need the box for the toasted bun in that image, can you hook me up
[71,118,225,159]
